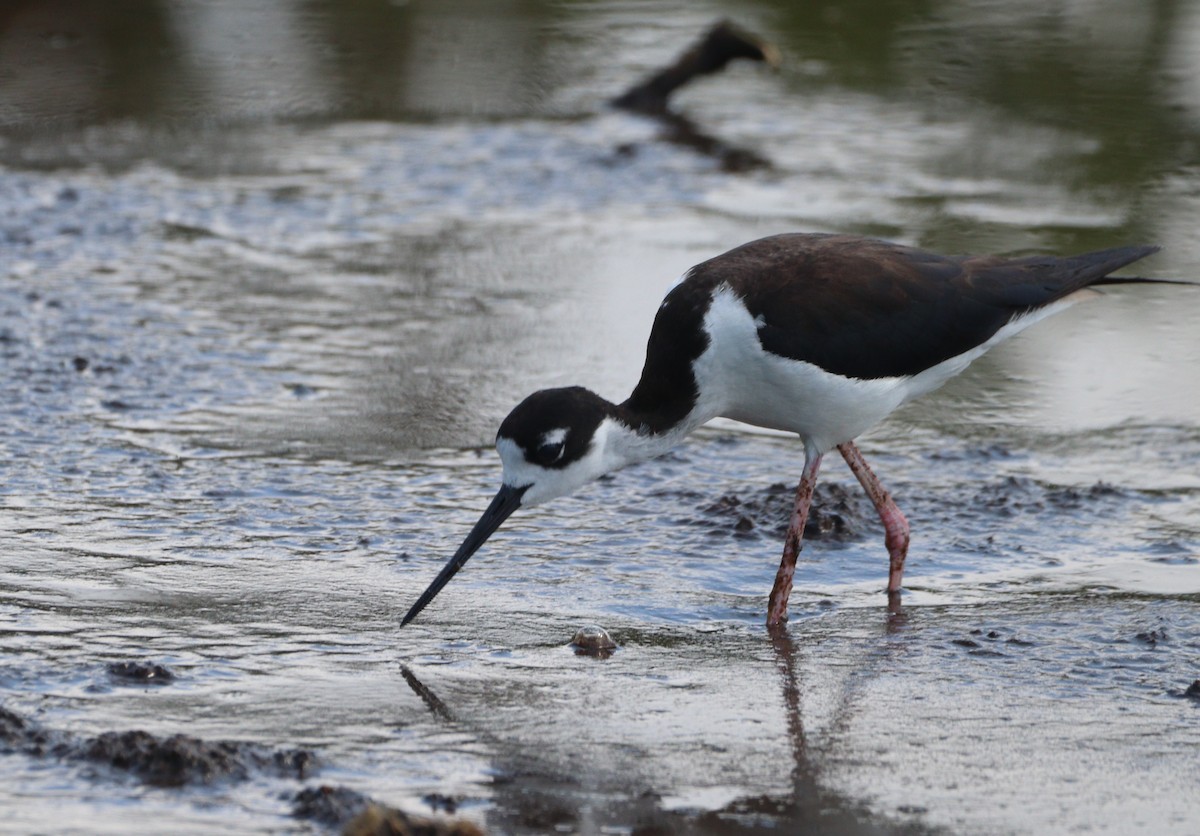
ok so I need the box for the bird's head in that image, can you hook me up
[495,386,621,505]
[401,387,619,625]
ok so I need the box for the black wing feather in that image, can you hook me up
[705,235,1159,379]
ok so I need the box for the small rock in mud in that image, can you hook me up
[293,784,372,826]
[294,785,483,833]
[0,706,64,757]
[346,803,484,836]
[85,730,314,787]
[107,660,176,684]
[570,625,618,657]
[697,482,871,542]
[424,792,461,813]
[0,704,314,788]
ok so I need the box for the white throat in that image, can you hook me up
[498,417,688,506]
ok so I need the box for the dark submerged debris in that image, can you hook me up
[611,20,779,172]
[107,660,177,684]
[954,628,1032,656]
[1134,629,1168,647]
[970,627,1034,647]
[970,629,1002,639]
[1184,680,1200,700]
[973,476,1128,517]
[696,481,872,542]
[928,443,1013,462]
[0,703,314,788]
[612,20,779,114]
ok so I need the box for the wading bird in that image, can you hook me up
[403,233,1170,627]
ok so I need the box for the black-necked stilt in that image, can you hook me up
[403,233,1172,627]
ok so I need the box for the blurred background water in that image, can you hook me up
[1,1,1198,834]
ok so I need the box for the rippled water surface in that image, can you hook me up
[2,1,1199,834]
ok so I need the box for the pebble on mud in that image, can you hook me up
[570,625,618,657]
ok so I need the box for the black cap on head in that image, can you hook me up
[497,387,614,469]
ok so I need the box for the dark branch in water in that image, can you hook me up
[611,20,780,173]
[613,20,780,114]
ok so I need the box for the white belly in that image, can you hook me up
[688,286,1072,453]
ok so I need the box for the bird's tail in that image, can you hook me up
[1021,244,1195,292]
[1090,275,1198,287]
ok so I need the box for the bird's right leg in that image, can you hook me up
[837,441,909,598]
[767,451,823,626]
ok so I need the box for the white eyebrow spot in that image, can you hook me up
[540,428,568,448]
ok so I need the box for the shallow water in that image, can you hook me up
[2,1,1199,834]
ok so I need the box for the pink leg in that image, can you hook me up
[767,452,823,625]
[837,441,909,595]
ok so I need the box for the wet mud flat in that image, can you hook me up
[5,591,1197,835]
[0,701,481,835]
[2,2,1200,832]
[1,187,1198,832]
[1,426,1197,834]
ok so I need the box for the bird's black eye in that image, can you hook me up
[535,441,565,465]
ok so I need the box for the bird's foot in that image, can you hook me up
[886,588,903,615]
[766,568,793,626]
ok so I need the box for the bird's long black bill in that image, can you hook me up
[400,484,527,627]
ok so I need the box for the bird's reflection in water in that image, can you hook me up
[768,622,815,804]
[400,664,455,723]
[760,609,923,834]
[398,608,923,834]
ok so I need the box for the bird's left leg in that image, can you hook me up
[767,451,823,626]
[837,441,909,595]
